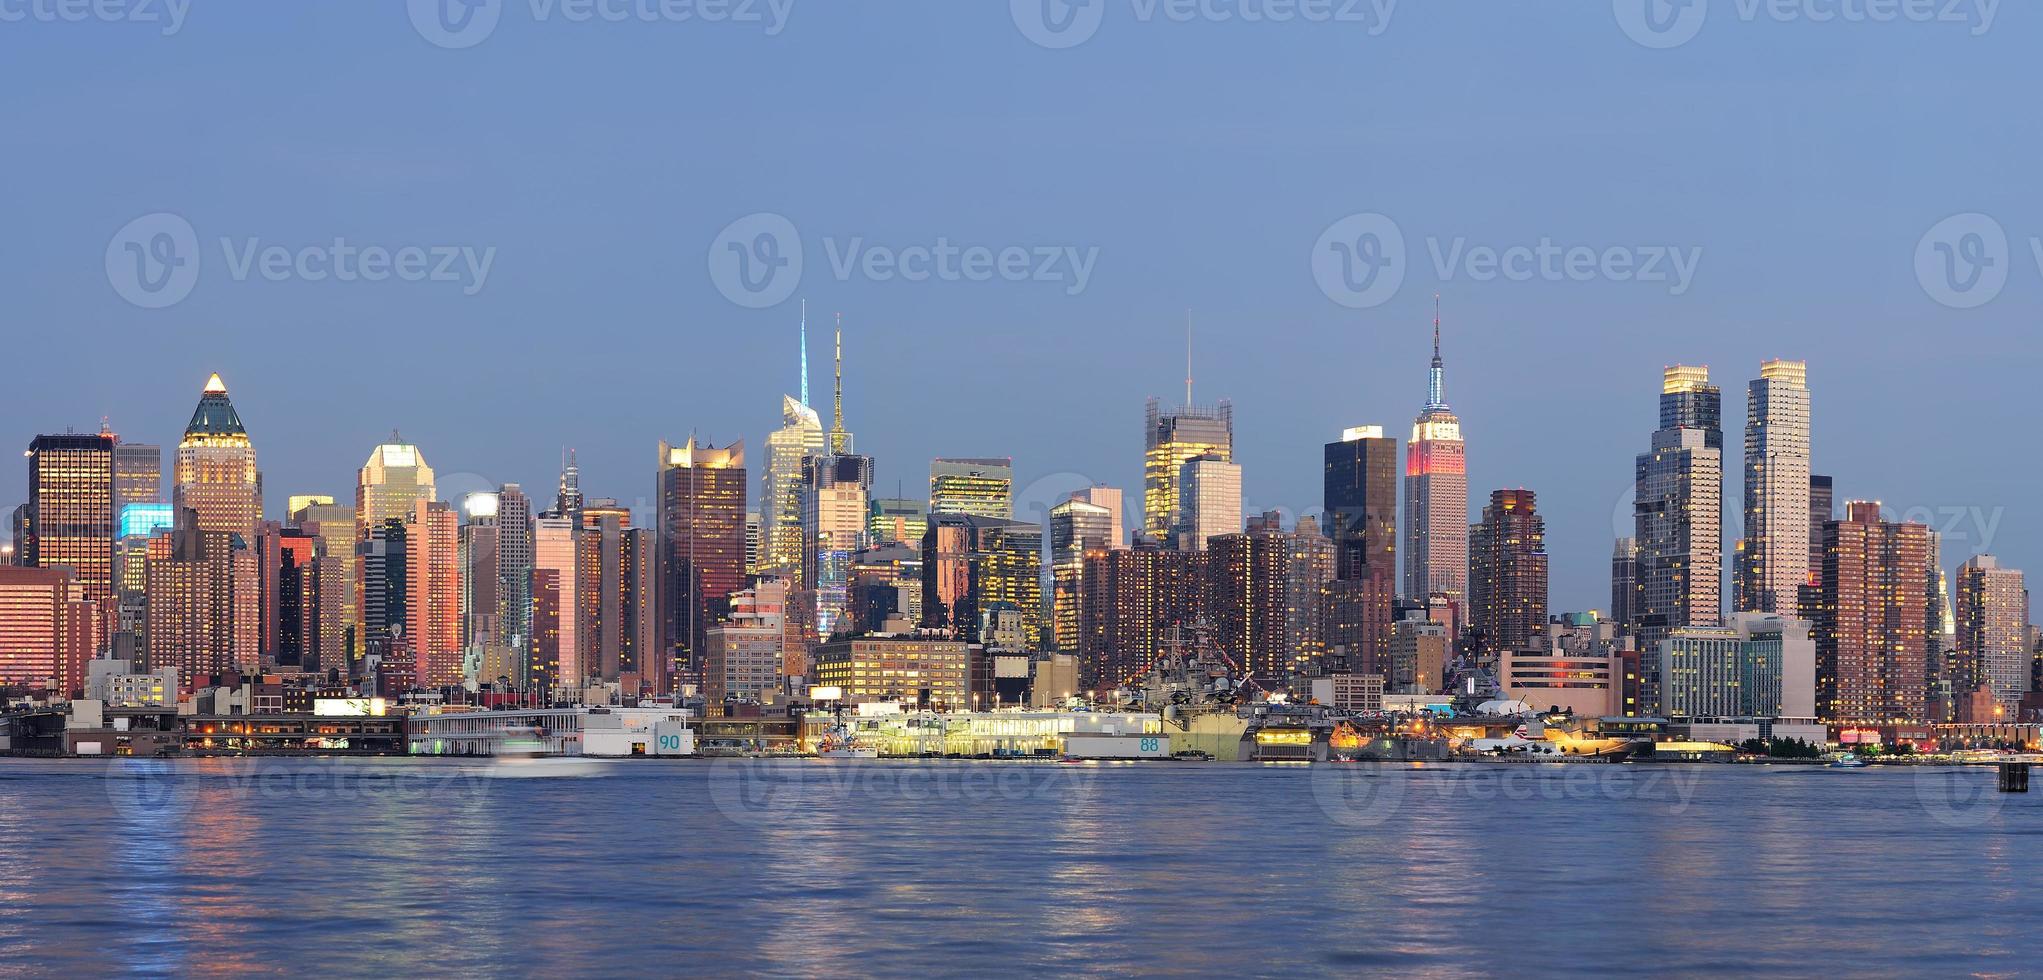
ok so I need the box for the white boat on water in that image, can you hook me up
[489,728,612,778]
[1827,752,1868,769]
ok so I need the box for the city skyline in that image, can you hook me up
[6,334,2031,619]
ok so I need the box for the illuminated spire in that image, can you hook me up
[799,300,810,408]
[1426,293,1448,411]
[204,372,228,395]
[829,312,851,454]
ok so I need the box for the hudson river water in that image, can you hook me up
[0,758,2036,976]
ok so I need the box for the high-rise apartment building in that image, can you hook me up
[1955,555,2030,712]
[113,441,163,511]
[1633,364,1724,707]
[1737,360,1812,614]
[1405,308,1467,606]
[1808,474,1834,586]
[1611,537,1638,628]
[406,499,463,689]
[1323,426,1397,672]
[144,519,258,689]
[1207,512,1335,682]
[0,566,96,692]
[1469,489,1549,654]
[930,458,1014,520]
[494,484,535,678]
[533,516,579,690]
[1814,502,1932,722]
[173,375,261,539]
[1144,398,1232,543]
[290,496,361,670]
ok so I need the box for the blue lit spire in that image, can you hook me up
[1425,293,1448,411]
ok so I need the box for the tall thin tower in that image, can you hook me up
[1736,360,1811,614]
[1405,296,1468,609]
[829,312,852,454]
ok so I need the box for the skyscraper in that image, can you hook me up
[763,395,825,579]
[1324,426,1397,672]
[25,432,117,606]
[1737,360,1812,614]
[1808,474,1834,585]
[1611,537,1638,628]
[144,519,259,689]
[113,440,162,510]
[173,374,261,539]
[1144,398,1232,543]
[495,483,535,681]
[289,496,360,670]
[930,458,1014,520]
[868,497,929,548]
[1633,364,1724,707]
[1955,555,2029,713]
[828,313,854,454]
[1050,494,1116,652]
[1814,502,1932,723]
[406,499,463,689]
[802,453,873,641]
[356,438,436,541]
[1468,489,1549,654]
[1405,304,1467,607]
[657,437,748,683]
[1176,454,1242,551]
[533,515,579,690]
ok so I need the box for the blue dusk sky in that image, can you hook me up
[1,0,2035,610]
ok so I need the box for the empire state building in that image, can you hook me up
[1404,303,1468,611]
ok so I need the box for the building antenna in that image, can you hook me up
[1184,308,1194,408]
[832,311,846,451]
[799,299,810,408]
